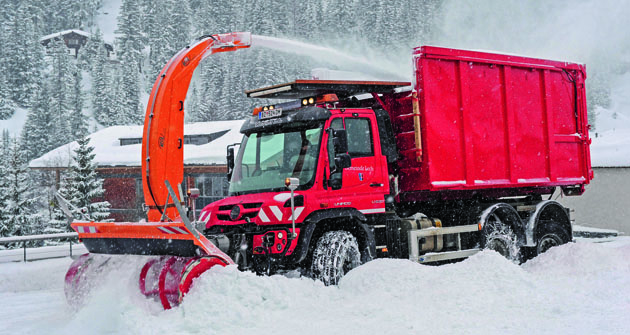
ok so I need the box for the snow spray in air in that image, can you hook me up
[250,35,408,81]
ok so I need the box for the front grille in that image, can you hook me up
[215,202,263,222]
[218,202,263,211]
[243,202,263,209]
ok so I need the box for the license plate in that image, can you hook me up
[258,108,282,120]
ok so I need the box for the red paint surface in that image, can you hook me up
[393,46,591,195]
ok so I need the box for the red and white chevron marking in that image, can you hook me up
[199,210,212,223]
[76,226,100,234]
[257,206,305,223]
[157,226,189,234]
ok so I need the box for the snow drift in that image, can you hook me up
[1,238,629,334]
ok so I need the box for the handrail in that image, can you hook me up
[0,232,80,262]
[0,232,78,244]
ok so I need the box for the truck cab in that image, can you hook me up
[199,81,407,276]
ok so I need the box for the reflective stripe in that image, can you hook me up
[77,226,99,234]
[359,208,386,214]
[172,226,189,234]
[202,211,212,223]
[158,227,176,234]
[269,206,283,221]
[258,208,270,222]
[290,207,305,221]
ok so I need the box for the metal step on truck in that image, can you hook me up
[63,32,592,309]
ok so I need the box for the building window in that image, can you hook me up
[193,175,228,209]
[119,138,142,146]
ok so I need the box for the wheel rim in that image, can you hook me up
[486,238,510,257]
[538,234,562,254]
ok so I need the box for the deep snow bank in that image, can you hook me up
[1,238,628,335]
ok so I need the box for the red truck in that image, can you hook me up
[63,32,591,309]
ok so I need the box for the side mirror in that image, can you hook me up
[328,153,351,190]
[328,172,343,190]
[226,146,235,180]
[334,153,351,170]
[332,129,348,155]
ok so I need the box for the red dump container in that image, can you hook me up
[392,46,592,202]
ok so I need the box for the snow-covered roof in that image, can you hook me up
[40,30,90,42]
[29,120,245,168]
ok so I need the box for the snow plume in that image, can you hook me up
[250,35,408,81]
[435,0,630,131]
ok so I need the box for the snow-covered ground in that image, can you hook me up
[1,237,629,335]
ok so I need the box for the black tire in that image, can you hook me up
[482,213,521,262]
[310,231,361,285]
[536,222,570,255]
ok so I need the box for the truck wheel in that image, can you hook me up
[482,213,520,261]
[310,231,361,285]
[536,222,570,255]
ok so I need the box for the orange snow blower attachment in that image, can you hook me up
[63,32,251,309]
[143,32,251,223]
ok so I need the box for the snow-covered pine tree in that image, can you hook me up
[80,28,109,71]
[48,38,75,147]
[69,70,89,140]
[21,83,56,162]
[5,1,44,107]
[91,36,116,127]
[0,75,16,120]
[186,82,203,122]
[116,61,143,125]
[115,0,145,125]
[2,138,42,239]
[66,137,111,222]
[143,0,165,83]
[0,137,9,238]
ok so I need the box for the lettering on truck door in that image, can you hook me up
[326,114,387,214]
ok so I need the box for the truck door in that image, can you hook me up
[325,113,388,215]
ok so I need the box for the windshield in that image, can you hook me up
[229,125,323,195]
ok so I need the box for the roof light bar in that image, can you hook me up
[249,85,292,98]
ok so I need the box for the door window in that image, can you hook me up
[346,118,374,157]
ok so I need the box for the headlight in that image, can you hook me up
[229,205,241,221]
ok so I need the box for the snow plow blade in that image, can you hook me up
[71,221,227,261]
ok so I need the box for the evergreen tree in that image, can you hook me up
[67,137,111,222]
[49,38,75,147]
[0,136,9,237]
[115,0,145,124]
[21,83,55,162]
[91,37,115,126]
[69,71,89,140]
[0,75,16,120]
[5,1,44,106]
[117,61,143,124]
[2,138,42,238]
